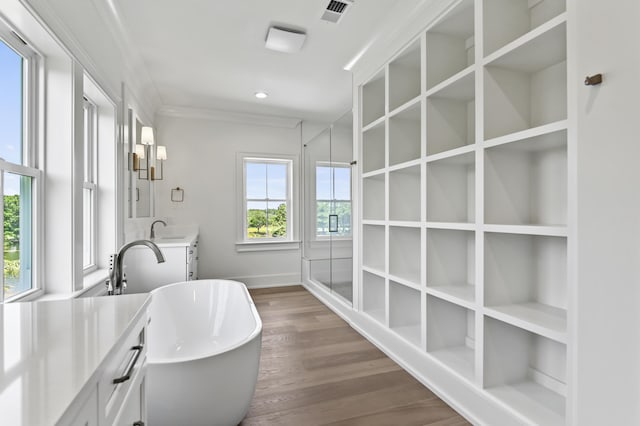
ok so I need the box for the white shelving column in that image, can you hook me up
[356,0,570,424]
[424,0,480,397]
[480,0,568,424]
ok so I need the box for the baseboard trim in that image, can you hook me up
[222,272,301,289]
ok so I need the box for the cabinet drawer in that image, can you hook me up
[99,312,148,426]
[112,363,146,426]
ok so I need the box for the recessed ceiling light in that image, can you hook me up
[255,91,268,99]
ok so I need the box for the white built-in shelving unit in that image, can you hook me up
[357,0,570,423]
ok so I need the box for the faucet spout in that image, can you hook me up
[107,239,165,295]
[150,220,168,239]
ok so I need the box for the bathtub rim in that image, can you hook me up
[147,279,262,365]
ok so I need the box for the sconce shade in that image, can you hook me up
[156,145,167,160]
[135,144,145,159]
[141,126,154,145]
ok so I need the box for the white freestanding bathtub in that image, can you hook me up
[147,279,262,426]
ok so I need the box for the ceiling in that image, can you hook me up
[110,0,424,123]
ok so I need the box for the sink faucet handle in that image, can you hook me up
[106,278,113,295]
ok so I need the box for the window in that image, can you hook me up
[0,35,39,301]
[243,157,292,240]
[315,163,351,237]
[82,98,97,271]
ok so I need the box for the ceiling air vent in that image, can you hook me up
[321,0,354,24]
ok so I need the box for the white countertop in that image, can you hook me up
[125,231,198,248]
[0,294,150,425]
[151,231,198,247]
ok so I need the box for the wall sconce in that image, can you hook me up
[152,145,167,180]
[133,143,145,172]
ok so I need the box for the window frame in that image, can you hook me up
[82,98,98,273]
[0,29,42,302]
[314,161,352,240]
[236,152,300,252]
[242,157,292,241]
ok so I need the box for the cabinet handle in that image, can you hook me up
[189,250,194,254]
[133,422,145,426]
[113,345,143,384]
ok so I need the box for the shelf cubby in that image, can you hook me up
[484,232,567,341]
[483,0,566,56]
[362,70,386,127]
[389,165,421,222]
[389,280,422,346]
[389,226,421,285]
[389,102,421,166]
[485,129,566,226]
[363,271,386,324]
[427,295,475,381]
[389,39,421,111]
[362,174,385,221]
[362,122,386,173]
[426,228,475,305]
[426,152,475,223]
[425,0,475,90]
[484,21,567,140]
[426,70,475,156]
[363,225,386,273]
[484,316,566,425]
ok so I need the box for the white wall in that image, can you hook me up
[571,0,640,423]
[154,114,302,287]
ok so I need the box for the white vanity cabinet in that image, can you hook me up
[67,388,99,426]
[98,310,148,426]
[0,294,151,426]
[124,235,199,293]
[65,310,147,426]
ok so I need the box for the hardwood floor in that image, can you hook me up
[241,286,470,426]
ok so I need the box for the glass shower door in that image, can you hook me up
[306,128,332,293]
[305,112,353,304]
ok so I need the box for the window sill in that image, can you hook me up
[36,269,109,301]
[4,288,44,303]
[81,268,109,296]
[236,240,301,252]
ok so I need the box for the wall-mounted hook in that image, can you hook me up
[584,74,603,86]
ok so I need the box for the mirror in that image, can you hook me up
[126,108,152,218]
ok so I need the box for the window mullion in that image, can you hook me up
[0,170,4,303]
[264,164,269,237]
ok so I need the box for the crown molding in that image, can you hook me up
[157,105,302,129]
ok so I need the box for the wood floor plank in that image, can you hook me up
[242,286,470,425]
[324,399,467,426]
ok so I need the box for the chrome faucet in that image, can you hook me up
[106,240,165,295]
[150,219,167,239]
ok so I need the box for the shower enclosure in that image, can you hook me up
[302,112,354,304]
